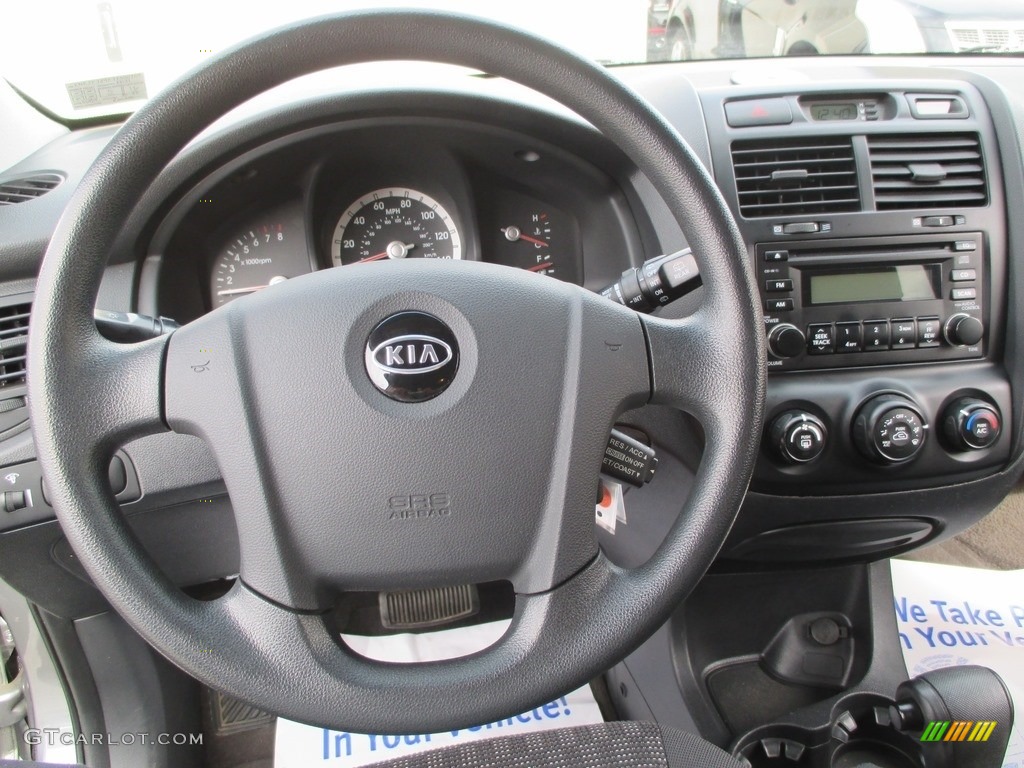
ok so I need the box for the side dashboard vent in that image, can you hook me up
[0,300,31,388]
[868,134,987,210]
[731,136,860,217]
[0,173,64,206]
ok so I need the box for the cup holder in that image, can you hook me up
[828,693,923,768]
[733,694,925,768]
[734,726,820,767]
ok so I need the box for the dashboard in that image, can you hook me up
[1,56,1024,617]
[146,116,648,325]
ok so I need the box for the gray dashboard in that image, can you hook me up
[1,55,1023,617]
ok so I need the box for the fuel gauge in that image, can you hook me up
[488,196,580,283]
[501,219,556,276]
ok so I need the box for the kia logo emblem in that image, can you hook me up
[370,334,453,375]
[364,312,459,402]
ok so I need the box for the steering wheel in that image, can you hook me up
[27,11,764,733]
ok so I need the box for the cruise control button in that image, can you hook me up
[808,324,835,354]
[917,316,941,348]
[891,319,916,349]
[863,320,890,350]
[835,322,862,353]
[950,269,976,282]
[765,299,794,312]
[765,278,793,292]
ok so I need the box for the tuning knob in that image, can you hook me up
[768,324,806,359]
[853,394,928,464]
[943,398,1001,451]
[769,411,828,464]
[944,314,984,347]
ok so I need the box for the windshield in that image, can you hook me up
[3,0,1023,121]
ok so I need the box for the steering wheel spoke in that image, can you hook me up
[640,308,754,422]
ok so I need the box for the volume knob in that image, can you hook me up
[768,324,806,359]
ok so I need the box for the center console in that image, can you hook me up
[695,79,1011,513]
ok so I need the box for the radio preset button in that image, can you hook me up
[765,298,794,312]
[863,320,890,350]
[891,319,917,349]
[764,250,789,262]
[950,269,976,282]
[808,324,835,355]
[835,322,862,353]
[951,287,977,301]
[917,317,942,348]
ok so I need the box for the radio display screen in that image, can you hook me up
[808,265,939,305]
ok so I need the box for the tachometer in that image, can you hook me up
[331,188,461,267]
[210,217,309,307]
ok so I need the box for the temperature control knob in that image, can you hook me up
[769,411,828,464]
[853,394,928,464]
[767,324,806,359]
[945,314,984,347]
[943,398,1002,451]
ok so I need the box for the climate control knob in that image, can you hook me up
[943,398,1001,451]
[944,314,984,347]
[769,411,828,464]
[853,394,928,464]
[767,324,806,359]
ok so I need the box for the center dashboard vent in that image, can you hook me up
[0,173,64,206]
[731,136,860,218]
[867,134,987,210]
[0,299,31,389]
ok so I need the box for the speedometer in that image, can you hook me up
[330,188,462,267]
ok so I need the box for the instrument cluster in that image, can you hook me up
[206,182,583,310]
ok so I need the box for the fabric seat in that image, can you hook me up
[374,721,743,768]
[0,722,743,768]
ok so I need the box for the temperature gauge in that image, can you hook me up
[488,195,579,283]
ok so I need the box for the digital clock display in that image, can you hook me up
[810,102,859,121]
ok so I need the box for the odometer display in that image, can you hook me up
[331,188,461,267]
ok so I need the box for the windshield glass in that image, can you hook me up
[3,0,1023,121]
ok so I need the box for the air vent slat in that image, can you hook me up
[873,178,986,190]
[738,184,860,197]
[868,133,987,211]
[0,173,64,206]
[869,192,988,205]
[0,300,32,388]
[731,136,860,218]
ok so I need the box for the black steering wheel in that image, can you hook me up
[27,11,764,734]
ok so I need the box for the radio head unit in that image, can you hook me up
[759,233,985,371]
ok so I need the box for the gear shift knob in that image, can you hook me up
[890,665,1013,768]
